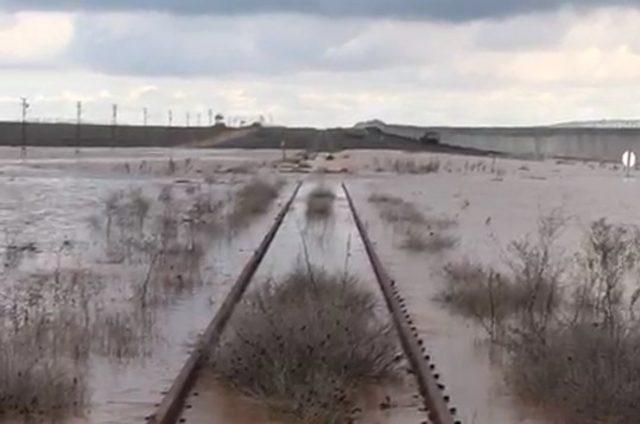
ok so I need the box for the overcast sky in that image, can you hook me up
[2,0,640,127]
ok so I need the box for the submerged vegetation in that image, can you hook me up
[229,178,283,226]
[306,185,336,219]
[0,178,233,420]
[440,213,640,423]
[211,267,401,423]
[369,192,458,254]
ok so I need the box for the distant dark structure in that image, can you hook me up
[420,130,440,145]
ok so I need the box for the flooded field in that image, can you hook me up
[2,146,639,423]
[0,147,292,423]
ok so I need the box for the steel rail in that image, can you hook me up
[146,181,302,424]
[342,183,459,424]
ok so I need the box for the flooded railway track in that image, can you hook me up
[147,181,459,424]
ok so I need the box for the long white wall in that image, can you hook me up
[369,123,640,162]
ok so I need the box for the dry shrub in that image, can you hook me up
[504,211,566,339]
[229,178,282,225]
[369,196,425,224]
[369,192,459,255]
[425,215,458,231]
[211,267,400,423]
[400,230,429,252]
[0,271,95,418]
[441,214,640,423]
[508,322,640,424]
[367,193,402,205]
[439,260,525,339]
[0,326,87,418]
[391,158,440,174]
[90,310,156,361]
[306,186,336,219]
[440,212,564,338]
[401,228,458,254]
[508,219,640,424]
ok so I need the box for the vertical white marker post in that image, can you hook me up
[622,150,636,178]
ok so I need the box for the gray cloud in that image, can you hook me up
[66,14,369,76]
[4,0,640,21]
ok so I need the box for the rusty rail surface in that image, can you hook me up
[342,183,459,424]
[147,181,302,424]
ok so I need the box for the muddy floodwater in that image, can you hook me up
[0,147,291,423]
[179,179,424,423]
[2,146,637,423]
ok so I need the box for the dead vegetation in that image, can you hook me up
[440,213,640,423]
[229,178,282,226]
[306,186,336,219]
[0,180,230,420]
[0,325,88,419]
[368,193,425,224]
[210,267,401,423]
[369,192,458,254]
[372,157,441,174]
[0,266,98,418]
[400,227,459,253]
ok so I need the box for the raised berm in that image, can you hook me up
[0,120,481,154]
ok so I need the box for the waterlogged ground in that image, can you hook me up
[0,147,292,423]
[179,179,424,423]
[2,146,637,424]
[346,151,640,424]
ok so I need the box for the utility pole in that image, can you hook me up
[20,97,29,156]
[111,104,118,145]
[208,109,213,126]
[168,109,173,127]
[143,107,148,126]
[75,101,82,149]
[197,113,202,127]
[186,112,190,128]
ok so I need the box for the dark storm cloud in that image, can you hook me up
[3,0,640,21]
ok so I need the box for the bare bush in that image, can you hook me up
[369,192,460,256]
[439,261,523,339]
[0,270,96,418]
[390,158,440,174]
[367,193,402,205]
[440,214,640,423]
[504,211,566,341]
[306,186,336,219]
[572,218,638,331]
[0,327,88,418]
[211,267,400,423]
[507,322,640,424]
[425,215,458,231]
[401,228,458,254]
[229,178,282,226]
[373,198,425,225]
[400,229,429,252]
